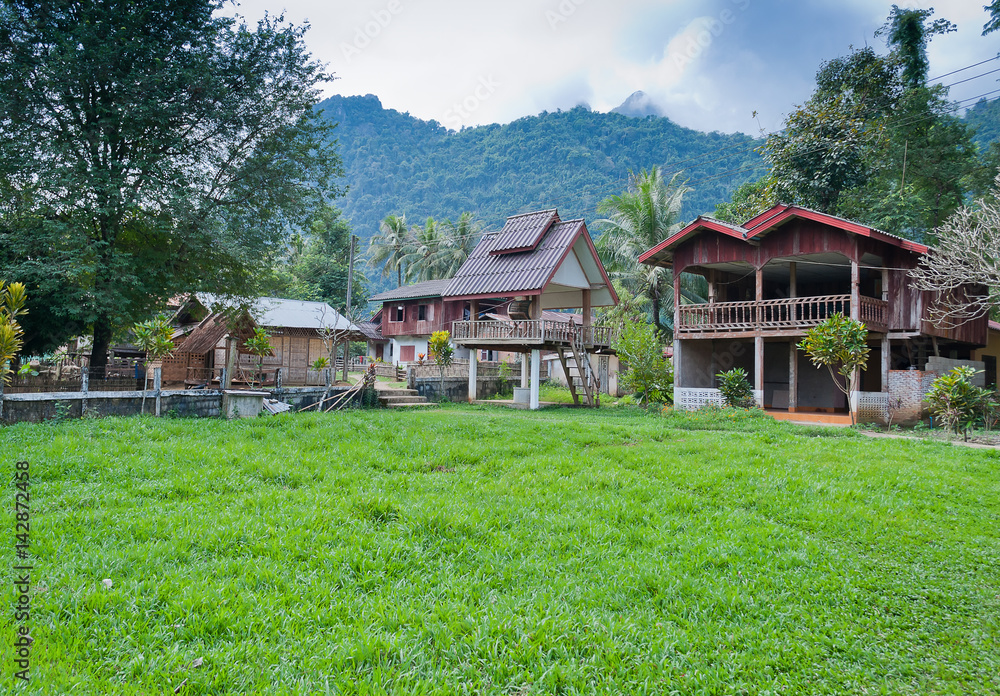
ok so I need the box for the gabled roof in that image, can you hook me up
[638,204,930,267]
[178,314,237,355]
[369,278,453,303]
[356,321,386,342]
[484,209,559,255]
[197,294,359,332]
[444,211,616,304]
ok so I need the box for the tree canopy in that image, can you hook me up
[719,7,990,241]
[0,0,343,367]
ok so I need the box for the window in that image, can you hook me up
[392,306,404,322]
[418,304,427,321]
[400,345,415,362]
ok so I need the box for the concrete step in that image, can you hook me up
[386,401,438,408]
[380,395,428,405]
[375,387,418,396]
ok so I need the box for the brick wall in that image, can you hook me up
[887,370,936,425]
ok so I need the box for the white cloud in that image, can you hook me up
[226,0,999,133]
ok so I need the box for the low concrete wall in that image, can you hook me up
[410,374,519,402]
[0,385,363,425]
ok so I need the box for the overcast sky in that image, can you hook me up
[230,0,999,135]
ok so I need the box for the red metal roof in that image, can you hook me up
[485,209,559,255]
[638,204,931,267]
[444,218,586,298]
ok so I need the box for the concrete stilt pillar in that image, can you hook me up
[530,349,541,410]
[521,353,529,388]
[468,350,478,402]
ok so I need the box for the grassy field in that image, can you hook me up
[1,406,999,695]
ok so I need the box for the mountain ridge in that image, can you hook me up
[319,93,766,245]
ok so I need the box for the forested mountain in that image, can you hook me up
[319,94,766,246]
[965,97,1000,151]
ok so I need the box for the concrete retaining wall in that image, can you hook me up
[0,386,363,425]
[410,374,519,402]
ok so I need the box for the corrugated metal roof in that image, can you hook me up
[356,321,386,342]
[484,209,559,255]
[369,279,453,302]
[444,218,585,298]
[197,294,360,332]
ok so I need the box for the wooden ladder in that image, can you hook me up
[566,332,601,407]
[557,347,582,406]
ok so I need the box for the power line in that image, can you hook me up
[929,55,1000,83]
[943,67,1000,89]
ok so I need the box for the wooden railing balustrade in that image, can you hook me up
[676,294,888,334]
[452,320,616,348]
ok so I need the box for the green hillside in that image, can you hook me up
[965,97,1000,151]
[320,94,766,247]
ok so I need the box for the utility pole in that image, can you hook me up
[900,140,908,194]
[343,234,357,383]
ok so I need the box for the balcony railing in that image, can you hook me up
[676,294,888,335]
[452,320,615,348]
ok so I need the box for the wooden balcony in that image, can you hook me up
[452,320,615,351]
[676,294,888,338]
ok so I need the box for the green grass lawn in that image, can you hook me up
[2,406,999,694]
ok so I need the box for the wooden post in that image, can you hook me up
[224,336,236,389]
[674,272,682,328]
[582,289,592,327]
[788,262,797,298]
[530,349,541,410]
[881,266,889,302]
[707,269,716,304]
[755,265,764,331]
[754,335,764,398]
[881,336,891,393]
[81,366,89,417]
[275,367,282,400]
[788,340,798,411]
[468,299,479,402]
[154,366,162,417]
[341,341,349,383]
[850,259,860,321]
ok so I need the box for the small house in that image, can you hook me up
[639,204,990,424]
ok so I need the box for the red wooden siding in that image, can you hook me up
[380,298,467,337]
[671,217,988,346]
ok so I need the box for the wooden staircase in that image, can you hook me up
[375,386,436,409]
[557,333,601,407]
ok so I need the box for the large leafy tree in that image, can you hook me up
[758,9,979,241]
[272,206,368,311]
[0,0,343,369]
[596,167,692,335]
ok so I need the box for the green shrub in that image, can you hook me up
[612,319,673,405]
[924,366,992,440]
[716,367,756,408]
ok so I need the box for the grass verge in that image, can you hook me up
[1,406,998,694]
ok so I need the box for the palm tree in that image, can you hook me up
[432,212,482,278]
[401,217,447,282]
[369,214,412,287]
[596,168,694,335]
